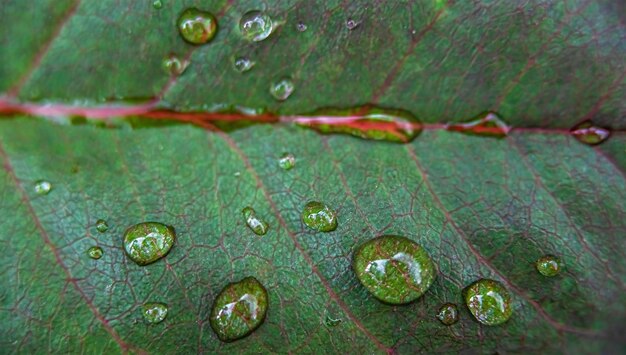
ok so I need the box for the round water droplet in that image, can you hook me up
[142,302,168,324]
[278,153,295,170]
[95,219,109,233]
[163,54,190,76]
[464,279,512,326]
[87,246,103,260]
[270,77,295,101]
[34,180,52,195]
[296,21,307,32]
[210,277,268,342]
[242,206,269,236]
[239,11,273,42]
[302,201,337,232]
[353,235,437,304]
[346,19,359,30]
[123,222,176,266]
[177,8,218,45]
[233,56,255,73]
[536,255,562,277]
[152,0,162,9]
[436,303,459,325]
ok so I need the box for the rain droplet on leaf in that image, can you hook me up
[142,302,168,324]
[242,206,269,235]
[123,222,175,266]
[352,235,437,304]
[96,219,109,233]
[239,11,273,42]
[163,53,190,76]
[278,153,295,170]
[270,77,295,101]
[446,112,510,137]
[233,56,255,73]
[152,0,162,10]
[210,277,268,342]
[346,19,359,30]
[536,255,562,277]
[296,21,307,32]
[177,8,218,45]
[464,279,512,326]
[302,201,338,232]
[87,246,103,260]
[571,121,610,145]
[436,303,459,325]
[34,180,52,195]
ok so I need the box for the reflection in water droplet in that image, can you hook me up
[536,255,562,277]
[123,222,176,266]
[346,19,359,30]
[152,0,162,9]
[242,207,269,235]
[34,180,52,195]
[353,235,437,304]
[436,303,459,325]
[87,246,103,260]
[270,77,295,101]
[302,201,338,232]
[239,11,273,42]
[210,277,268,342]
[177,8,218,45]
[96,219,109,233]
[233,56,255,73]
[571,121,611,145]
[296,21,307,32]
[446,112,510,137]
[163,54,190,76]
[324,314,342,327]
[142,302,168,324]
[464,279,512,326]
[278,153,295,170]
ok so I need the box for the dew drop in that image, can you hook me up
[436,303,459,325]
[239,11,273,42]
[353,235,437,304]
[142,302,168,324]
[233,56,255,73]
[278,153,295,170]
[324,314,342,327]
[464,279,512,326]
[242,206,269,236]
[87,246,103,260]
[536,255,562,277]
[123,222,175,266]
[571,121,610,145]
[163,53,190,76]
[270,77,295,101]
[96,219,109,233]
[446,112,510,137]
[346,19,359,30]
[177,8,218,45]
[152,0,162,10]
[296,21,307,32]
[34,180,52,195]
[302,201,338,232]
[210,277,268,342]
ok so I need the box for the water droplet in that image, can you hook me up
[353,235,437,304]
[163,54,190,76]
[296,21,307,32]
[239,11,274,42]
[142,302,168,324]
[324,314,342,327]
[302,201,338,232]
[123,222,176,266]
[536,255,562,277]
[96,219,109,233]
[87,246,103,260]
[278,153,295,170]
[346,19,359,30]
[177,8,218,45]
[242,207,269,236]
[270,77,295,101]
[210,277,268,342]
[234,171,241,177]
[233,56,255,73]
[296,105,422,143]
[464,279,512,326]
[571,121,610,145]
[436,303,459,325]
[34,180,52,195]
[152,0,162,10]
[446,112,510,137]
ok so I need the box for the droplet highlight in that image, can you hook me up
[446,112,510,137]
[346,19,359,30]
[123,222,175,266]
[142,302,168,324]
[302,201,338,232]
[242,206,269,235]
[536,255,562,277]
[270,77,295,101]
[464,279,512,326]
[436,303,459,325]
[571,121,610,145]
[177,8,218,45]
[34,180,52,195]
[163,53,190,76]
[96,219,109,233]
[233,56,255,73]
[87,246,103,260]
[152,0,162,10]
[278,153,295,170]
[239,11,274,42]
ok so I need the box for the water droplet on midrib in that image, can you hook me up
[571,121,611,145]
[446,112,510,137]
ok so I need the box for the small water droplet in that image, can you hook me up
[278,153,295,170]
[239,11,273,42]
[163,53,190,75]
[210,277,268,342]
[123,222,176,266]
[302,201,338,232]
[296,21,307,32]
[233,56,255,73]
[234,171,241,177]
[34,180,52,195]
[96,219,109,233]
[536,255,562,277]
[242,207,269,236]
[152,0,162,9]
[446,112,510,137]
[346,19,359,30]
[142,302,168,324]
[436,303,459,325]
[464,279,512,326]
[353,235,437,304]
[270,77,295,101]
[87,246,103,260]
[177,8,218,45]
[324,314,342,327]
[571,121,610,145]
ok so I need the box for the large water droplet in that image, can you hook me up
[270,77,295,101]
[34,180,52,195]
[177,8,218,45]
[163,54,190,76]
[536,255,562,277]
[464,279,512,326]
[302,201,337,232]
[353,235,437,304]
[152,0,162,10]
[446,112,510,137]
[87,246,103,260]
[296,105,422,143]
[571,121,610,145]
[210,277,268,342]
[123,222,175,266]
[436,303,459,325]
[233,56,255,73]
[278,153,295,170]
[242,206,269,235]
[96,219,109,233]
[239,11,273,42]
[142,302,168,324]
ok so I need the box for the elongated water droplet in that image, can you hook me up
[87,246,103,260]
[177,8,218,45]
[242,207,269,235]
[34,180,52,195]
[152,0,162,9]
[96,219,109,233]
[346,19,359,30]
[436,303,459,325]
[210,277,268,342]
[239,11,273,42]
[353,235,437,304]
[278,153,295,170]
[536,255,562,277]
[296,21,307,32]
[464,279,512,326]
[571,121,610,145]
[270,77,295,101]
[123,222,175,266]
[324,314,342,327]
[233,56,255,73]
[302,201,337,232]
[446,112,510,137]
[163,54,190,75]
[142,302,168,324]
[296,105,422,143]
